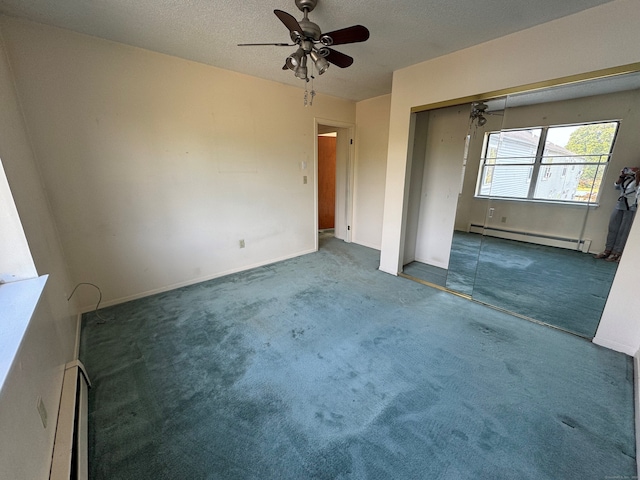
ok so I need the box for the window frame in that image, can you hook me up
[475,121,620,206]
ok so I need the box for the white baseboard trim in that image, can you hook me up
[78,248,317,313]
[378,266,398,276]
[592,336,637,356]
[352,239,381,251]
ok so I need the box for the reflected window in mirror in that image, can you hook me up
[476,121,619,205]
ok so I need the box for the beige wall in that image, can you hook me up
[353,94,391,250]
[0,16,356,309]
[0,27,77,480]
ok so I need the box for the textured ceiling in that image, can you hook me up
[0,0,617,102]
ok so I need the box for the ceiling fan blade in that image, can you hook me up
[274,9,303,37]
[320,25,369,46]
[237,43,294,47]
[323,48,353,68]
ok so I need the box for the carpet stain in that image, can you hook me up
[291,328,305,339]
[505,362,522,377]
[451,429,469,442]
[557,413,581,428]
[469,319,516,343]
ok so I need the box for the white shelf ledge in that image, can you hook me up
[0,275,48,393]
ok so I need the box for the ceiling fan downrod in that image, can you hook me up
[295,0,318,14]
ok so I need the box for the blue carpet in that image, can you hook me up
[471,235,618,338]
[445,231,483,296]
[410,232,618,338]
[80,236,635,479]
[402,261,448,287]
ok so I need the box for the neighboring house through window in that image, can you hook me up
[476,121,619,204]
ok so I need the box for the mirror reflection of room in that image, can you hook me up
[402,72,640,339]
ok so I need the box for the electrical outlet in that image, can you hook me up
[37,397,47,428]
[239,239,245,249]
[303,175,308,184]
[501,216,507,223]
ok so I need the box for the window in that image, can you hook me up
[476,121,619,204]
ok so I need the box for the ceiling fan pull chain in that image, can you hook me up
[309,65,316,106]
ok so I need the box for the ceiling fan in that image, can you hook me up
[238,0,370,85]
[470,102,503,127]
[470,102,490,126]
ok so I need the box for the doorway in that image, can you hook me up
[315,120,355,250]
[318,133,336,233]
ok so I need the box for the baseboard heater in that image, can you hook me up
[468,224,590,252]
[50,360,92,480]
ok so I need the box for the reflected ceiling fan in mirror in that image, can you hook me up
[469,101,504,128]
[238,0,370,105]
[470,102,490,126]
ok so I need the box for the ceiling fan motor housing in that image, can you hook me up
[295,0,318,12]
[293,19,322,43]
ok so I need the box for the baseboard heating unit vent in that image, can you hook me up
[50,360,91,480]
[468,224,589,252]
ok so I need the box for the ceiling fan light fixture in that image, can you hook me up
[295,55,308,79]
[295,66,308,79]
[241,0,370,104]
[310,50,329,75]
[286,47,305,70]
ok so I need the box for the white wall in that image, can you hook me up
[0,158,36,283]
[596,216,640,354]
[353,94,391,249]
[333,126,352,241]
[0,16,355,309]
[0,287,72,480]
[403,112,428,264]
[380,0,640,276]
[0,26,77,480]
[453,113,503,232]
[412,105,469,268]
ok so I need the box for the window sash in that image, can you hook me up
[476,122,618,204]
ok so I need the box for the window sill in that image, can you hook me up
[0,275,48,393]
[474,195,600,208]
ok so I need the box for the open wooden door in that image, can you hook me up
[318,135,336,230]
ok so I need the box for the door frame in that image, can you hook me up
[314,118,355,251]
